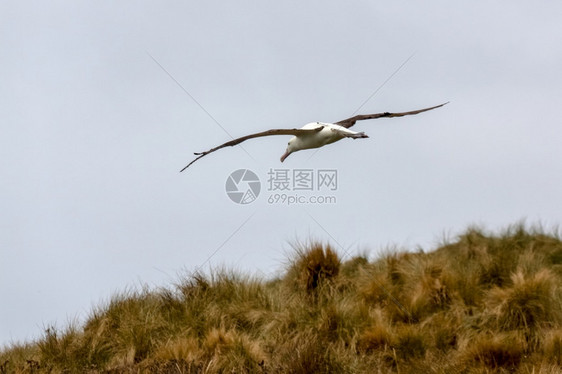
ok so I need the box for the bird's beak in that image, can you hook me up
[280,149,291,162]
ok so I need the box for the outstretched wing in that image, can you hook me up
[180,127,323,172]
[335,102,449,129]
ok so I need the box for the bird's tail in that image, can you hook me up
[352,132,369,139]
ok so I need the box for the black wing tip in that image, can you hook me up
[180,158,198,172]
[420,101,449,112]
[181,152,208,172]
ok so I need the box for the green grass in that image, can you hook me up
[2,223,562,373]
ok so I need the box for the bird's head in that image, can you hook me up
[280,136,298,162]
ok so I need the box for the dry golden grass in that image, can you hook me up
[2,224,562,373]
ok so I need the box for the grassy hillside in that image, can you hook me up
[2,224,562,373]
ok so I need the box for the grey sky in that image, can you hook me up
[2,1,561,344]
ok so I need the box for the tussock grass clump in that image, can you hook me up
[285,241,340,293]
[273,331,348,374]
[462,332,525,369]
[484,269,561,336]
[2,224,562,373]
[393,325,427,360]
[357,323,393,353]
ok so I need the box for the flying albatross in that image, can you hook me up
[180,102,448,172]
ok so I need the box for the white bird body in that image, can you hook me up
[280,122,368,161]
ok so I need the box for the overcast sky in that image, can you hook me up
[2,1,561,344]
